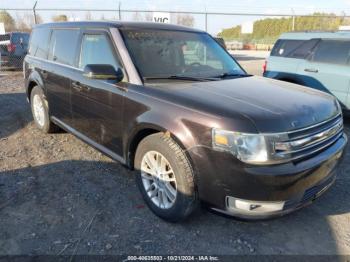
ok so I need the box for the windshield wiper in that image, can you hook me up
[143,75,217,82]
[213,72,252,79]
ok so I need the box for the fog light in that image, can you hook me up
[227,196,285,214]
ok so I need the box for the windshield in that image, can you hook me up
[120,28,245,80]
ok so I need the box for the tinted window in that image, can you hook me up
[121,29,244,79]
[313,40,350,65]
[287,39,319,59]
[29,28,51,59]
[183,40,224,70]
[0,34,10,42]
[79,34,120,70]
[271,39,305,57]
[48,29,80,66]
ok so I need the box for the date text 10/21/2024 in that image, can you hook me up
[127,256,219,261]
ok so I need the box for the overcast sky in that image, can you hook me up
[2,0,350,34]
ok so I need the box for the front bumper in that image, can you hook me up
[190,133,347,219]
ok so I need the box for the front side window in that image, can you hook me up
[120,29,244,79]
[312,40,350,65]
[79,33,120,70]
[48,29,80,66]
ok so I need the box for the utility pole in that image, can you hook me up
[291,8,295,31]
[205,13,208,32]
[118,2,121,20]
[204,3,208,32]
[33,1,38,24]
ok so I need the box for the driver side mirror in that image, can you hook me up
[83,64,124,82]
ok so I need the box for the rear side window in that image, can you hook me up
[312,40,350,65]
[271,40,305,57]
[29,28,51,59]
[48,29,80,66]
[78,33,120,70]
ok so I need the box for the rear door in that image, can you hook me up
[298,39,350,108]
[70,29,126,156]
[266,39,305,77]
[45,28,81,126]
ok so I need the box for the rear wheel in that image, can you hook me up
[134,133,198,222]
[30,86,59,133]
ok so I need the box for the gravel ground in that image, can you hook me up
[0,68,350,256]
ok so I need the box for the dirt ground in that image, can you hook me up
[1,59,350,256]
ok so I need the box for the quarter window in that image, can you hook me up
[29,28,51,59]
[312,40,350,65]
[48,29,80,66]
[79,34,120,70]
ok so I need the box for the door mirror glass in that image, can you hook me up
[83,64,124,82]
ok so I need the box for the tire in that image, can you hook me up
[134,132,198,222]
[30,86,59,133]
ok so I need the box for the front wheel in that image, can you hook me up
[134,133,198,222]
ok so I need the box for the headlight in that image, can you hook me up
[212,128,269,164]
[212,128,290,165]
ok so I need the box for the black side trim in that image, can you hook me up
[51,116,125,164]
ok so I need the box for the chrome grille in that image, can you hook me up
[273,114,343,162]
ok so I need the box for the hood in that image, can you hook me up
[147,76,340,133]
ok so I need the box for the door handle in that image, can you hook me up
[116,85,128,92]
[72,81,83,91]
[72,81,90,92]
[304,68,318,73]
[42,70,48,78]
[72,81,83,92]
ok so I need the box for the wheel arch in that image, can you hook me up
[26,70,45,101]
[27,81,38,101]
[126,123,195,171]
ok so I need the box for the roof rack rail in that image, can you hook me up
[285,30,343,33]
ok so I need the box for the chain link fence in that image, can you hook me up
[1,6,350,72]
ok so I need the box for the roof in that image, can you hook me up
[0,32,30,35]
[279,30,350,40]
[34,21,204,33]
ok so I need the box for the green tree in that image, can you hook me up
[52,14,68,22]
[218,13,345,44]
[217,25,241,40]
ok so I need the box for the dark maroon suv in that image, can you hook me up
[24,21,347,222]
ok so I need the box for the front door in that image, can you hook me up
[298,39,350,108]
[70,30,126,157]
